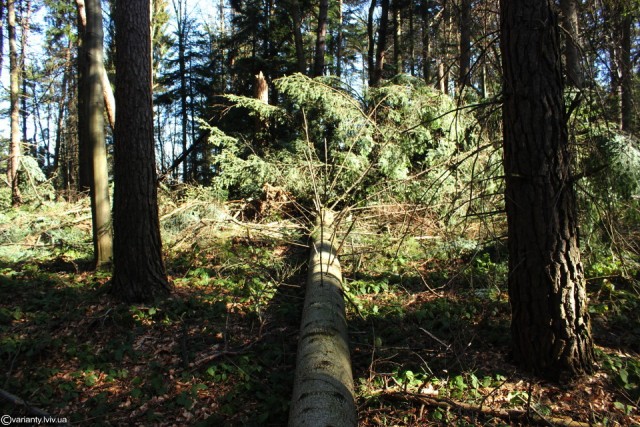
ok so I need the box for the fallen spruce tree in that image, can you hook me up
[288,210,357,427]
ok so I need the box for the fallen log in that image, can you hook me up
[289,209,357,427]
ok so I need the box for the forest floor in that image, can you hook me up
[0,191,639,426]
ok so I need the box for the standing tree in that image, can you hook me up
[313,0,328,77]
[111,0,170,302]
[7,0,22,206]
[458,0,472,89]
[85,0,113,268]
[371,0,390,86]
[501,0,594,379]
[560,0,582,88]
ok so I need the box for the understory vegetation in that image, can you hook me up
[2,76,640,425]
[0,188,639,426]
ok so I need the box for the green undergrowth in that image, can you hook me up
[1,194,639,425]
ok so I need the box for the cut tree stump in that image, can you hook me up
[289,209,357,427]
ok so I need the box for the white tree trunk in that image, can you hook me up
[289,210,357,427]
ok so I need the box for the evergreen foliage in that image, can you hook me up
[208,73,501,229]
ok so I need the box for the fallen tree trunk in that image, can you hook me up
[289,209,357,427]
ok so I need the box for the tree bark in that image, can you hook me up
[112,0,170,302]
[501,0,594,380]
[172,0,190,182]
[459,0,471,89]
[313,0,328,77]
[372,0,390,86]
[7,0,22,206]
[20,0,31,154]
[392,0,402,75]
[560,0,582,88]
[421,3,431,83]
[52,41,72,180]
[289,210,357,427]
[367,0,376,86]
[77,0,91,192]
[289,0,306,74]
[86,0,113,269]
[336,0,343,77]
[0,1,4,79]
[619,11,632,132]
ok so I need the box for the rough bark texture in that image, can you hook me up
[501,0,594,380]
[289,210,357,427]
[112,0,170,303]
[86,0,113,268]
[7,0,22,206]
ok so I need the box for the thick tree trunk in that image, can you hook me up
[86,0,113,269]
[112,0,170,303]
[501,0,593,380]
[313,0,328,77]
[289,210,357,427]
[7,0,22,206]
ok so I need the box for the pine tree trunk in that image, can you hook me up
[459,0,471,89]
[289,210,356,427]
[289,1,306,74]
[501,0,594,380]
[0,1,4,77]
[560,0,582,88]
[86,0,113,269]
[20,1,31,153]
[336,0,343,77]
[367,0,376,86]
[7,0,22,206]
[619,12,632,132]
[421,4,430,83]
[112,0,170,303]
[372,0,390,86]
[76,0,117,189]
[174,0,189,182]
[313,0,328,77]
[392,0,402,75]
[52,41,72,181]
